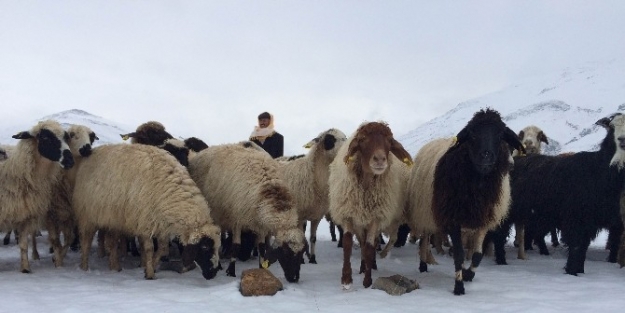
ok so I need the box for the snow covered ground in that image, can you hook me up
[1,220,623,313]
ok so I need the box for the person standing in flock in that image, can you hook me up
[250,111,284,159]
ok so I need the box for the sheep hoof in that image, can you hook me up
[309,255,317,264]
[453,281,465,295]
[363,277,372,288]
[462,269,475,282]
[342,283,352,290]
[226,262,236,277]
[495,258,507,265]
[419,261,428,273]
[21,269,31,274]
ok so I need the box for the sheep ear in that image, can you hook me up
[343,138,360,164]
[503,127,526,155]
[595,117,612,129]
[303,137,319,149]
[454,127,469,147]
[538,131,549,144]
[120,132,136,141]
[518,130,525,140]
[390,138,413,166]
[12,131,33,140]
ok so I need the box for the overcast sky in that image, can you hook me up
[1,1,624,155]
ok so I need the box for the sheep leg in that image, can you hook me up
[448,226,465,295]
[79,227,97,271]
[362,223,379,288]
[337,225,344,248]
[153,237,169,264]
[341,231,354,288]
[464,228,487,282]
[106,232,122,272]
[463,232,474,261]
[140,236,156,279]
[226,230,241,277]
[17,225,32,273]
[31,231,40,261]
[491,224,508,265]
[431,231,445,254]
[617,229,625,268]
[329,220,337,242]
[418,233,431,272]
[550,228,560,247]
[3,231,11,245]
[46,218,64,267]
[606,223,623,263]
[308,219,320,264]
[97,230,106,258]
[515,224,527,260]
[380,221,398,259]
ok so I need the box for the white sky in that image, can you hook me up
[2,1,624,155]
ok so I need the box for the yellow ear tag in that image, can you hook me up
[303,142,313,149]
[451,136,458,145]
[261,260,269,269]
[403,157,413,167]
[344,155,355,165]
[122,135,130,141]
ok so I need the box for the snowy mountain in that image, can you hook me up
[0,109,131,147]
[398,59,625,156]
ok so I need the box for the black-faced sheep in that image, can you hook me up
[328,121,413,289]
[44,124,99,267]
[499,113,625,275]
[277,128,347,264]
[72,143,221,280]
[188,141,306,282]
[408,109,524,295]
[0,120,75,273]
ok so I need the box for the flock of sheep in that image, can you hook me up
[1,108,625,296]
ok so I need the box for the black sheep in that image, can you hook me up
[493,113,625,275]
[411,108,524,295]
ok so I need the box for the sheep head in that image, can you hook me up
[120,121,173,146]
[606,113,625,169]
[304,128,347,161]
[264,228,306,283]
[344,122,412,175]
[67,124,98,157]
[518,125,548,155]
[180,224,222,280]
[453,108,524,175]
[159,138,190,167]
[12,120,74,169]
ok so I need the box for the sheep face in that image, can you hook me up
[518,126,548,155]
[0,149,6,161]
[455,109,524,176]
[68,125,99,157]
[344,122,412,175]
[265,242,304,283]
[160,139,190,167]
[181,236,220,280]
[12,122,74,169]
[304,128,347,160]
[609,114,625,169]
[121,121,173,145]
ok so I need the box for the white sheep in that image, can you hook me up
[71,143,221,280]
[277,128,347,264]
[328,121,413,289]
[0,120,75,273]
[188,141,306,282]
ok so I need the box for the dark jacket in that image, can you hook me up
[252,132,284,159]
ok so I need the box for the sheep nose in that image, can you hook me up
[618,137,625,148]
[480,150,494,163]
[524,140,534,147]
[373,155,387,163]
